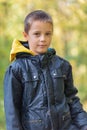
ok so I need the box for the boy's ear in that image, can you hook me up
[23,32,29,40]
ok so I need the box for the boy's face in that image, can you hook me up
[24,20,53,55]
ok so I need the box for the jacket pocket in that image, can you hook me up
[22,110,44,130]
[22,72,40,105]
[59,111,72,129]
[51,69,66,102]
[23,72,39,82]
[51,69,66,79]
[23,72,39,89]
[23,119,43,130]
[62,111,71,121]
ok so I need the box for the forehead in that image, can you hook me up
[29,20,53,31]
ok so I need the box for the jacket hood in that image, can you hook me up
[10,39,35,62]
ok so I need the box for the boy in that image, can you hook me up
[4,10,87,130]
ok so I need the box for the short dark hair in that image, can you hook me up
[24,10,53,34]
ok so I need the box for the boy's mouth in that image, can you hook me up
[38,45,47,47]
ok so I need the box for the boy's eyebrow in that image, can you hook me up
[46,31,52,32]
[33,30,53,32]
[34,29,52,32]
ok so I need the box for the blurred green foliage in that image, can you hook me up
[0,0,87,129]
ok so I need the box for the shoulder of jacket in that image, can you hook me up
[53,55,72,74]
[54,55,71,65]
[7,59,24,75]
[10,59,21,68]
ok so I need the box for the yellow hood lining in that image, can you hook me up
[10,39,35,62]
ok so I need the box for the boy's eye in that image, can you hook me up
[46,32,52,36]
[33,32,52,37]
[34,33,40,36]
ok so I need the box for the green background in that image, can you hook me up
[0,0,87,129]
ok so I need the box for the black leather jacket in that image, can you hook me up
[4,42,87,130]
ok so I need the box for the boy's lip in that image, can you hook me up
[38,45,47,47]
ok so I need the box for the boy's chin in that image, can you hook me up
[39,51,48,54]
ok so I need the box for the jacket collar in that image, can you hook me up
[10,39,56,67]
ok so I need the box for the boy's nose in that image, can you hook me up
[40,35,46,41]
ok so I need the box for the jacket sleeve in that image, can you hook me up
[4,64,23,130]
[64,62,87,130]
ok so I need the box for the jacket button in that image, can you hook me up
[53,73,56,76]
[33,75,37,79]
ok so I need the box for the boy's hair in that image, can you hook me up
[24,10,53,34]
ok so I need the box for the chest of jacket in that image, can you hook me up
[20,58,66,109]
[19,58,73,130]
